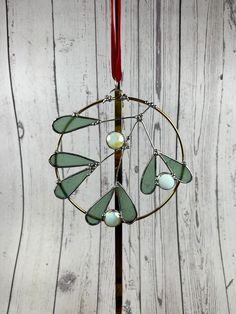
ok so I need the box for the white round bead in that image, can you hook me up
[104,210,122,227]
[106,132,125,150]
[157,173,175,190]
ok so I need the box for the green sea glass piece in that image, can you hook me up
[140,155,156,194]
[52,115,99,134]
[54,168,91,199]
[85,189,115,225]
[49,152,98,168]
[159,153,192,183]
[116,183,137,223]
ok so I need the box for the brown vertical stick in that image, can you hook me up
[114,84,122,313]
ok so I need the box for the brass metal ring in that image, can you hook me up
[54,95,185,222]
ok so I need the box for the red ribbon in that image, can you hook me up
[111,0,122,83]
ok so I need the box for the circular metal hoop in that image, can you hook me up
[54,95,185,222]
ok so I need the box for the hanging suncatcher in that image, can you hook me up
[49,0,192,228]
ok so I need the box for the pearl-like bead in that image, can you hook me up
[104,210,122,227]
[157,173,175,190]
[106,131,125,150]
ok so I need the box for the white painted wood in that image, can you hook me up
[51,1,102,313]
[5,0,63,313]
[121,1,140,313]
[0,3,23,313]
[137,1,183,313]
[0,0,236,313]
[95,1,116,313]
[178,0,230,313]
[217,1,236,313]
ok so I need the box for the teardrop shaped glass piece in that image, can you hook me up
[52,115,99,134]
[140,155,156,194]
[54,168,91,199]
[115,183,137,223]
[85,189,115,225]
[159,153,192,183]
[49,152,98,168]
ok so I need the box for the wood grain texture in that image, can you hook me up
[0,2,23,313]
[5,0,62,313]
[178,0,230,313]
[137,1,183,313]
[0,0,236,313]
[95,1,116,313]
[121,1,140,313]
[217,0,236,313]
[51,1,101,313]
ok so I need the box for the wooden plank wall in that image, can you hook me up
[0,0,235,313]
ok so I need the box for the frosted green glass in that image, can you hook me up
[159,153,192,183]
[49,152,98,168]
[54,168,91,199]
[116,183,137,223]
[85,189,114,225]
[140,155,156,194]
[52,115,99,134]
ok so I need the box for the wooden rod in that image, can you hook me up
[114,83,122,313]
